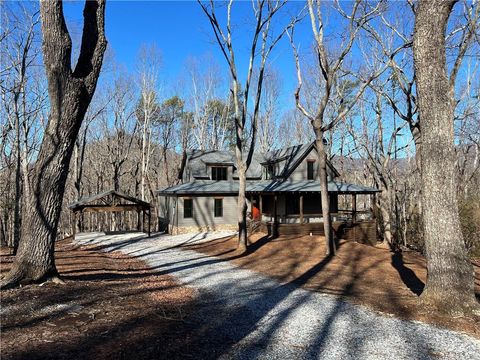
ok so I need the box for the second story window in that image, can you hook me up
[307,160,315,180]
[211,167,227,180]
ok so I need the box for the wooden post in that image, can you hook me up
[141,210,145,232]
[371,193,377,219]
[273,195,278,237]
[352,194,357,223]
[72,211,77,240]
[259,195,263,221]
[299,194,304,224]
[148,208,151,237]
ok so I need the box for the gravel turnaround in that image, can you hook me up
[75,232,480,360]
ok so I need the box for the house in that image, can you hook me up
[156,142,380,244]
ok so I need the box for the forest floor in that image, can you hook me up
[1,231,479,359]
[0,239,200,360]
[187,232,480,337]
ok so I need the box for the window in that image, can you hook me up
[184,198,193,218]
[214,198,223,217]
[212,167,227,180]
[307,160,315,180]
[265,164,275,180]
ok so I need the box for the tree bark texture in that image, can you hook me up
[237,163,248,252]
[314,130,335,256]
[1,0,107,288]
[413,0,478,313]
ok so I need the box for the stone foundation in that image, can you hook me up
[168,224,237,235]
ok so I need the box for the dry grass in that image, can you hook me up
[186,232,480,338]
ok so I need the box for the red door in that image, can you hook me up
[252,204,261,220]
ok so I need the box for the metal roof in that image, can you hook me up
[185,150,264,179]
[69,189,150,211]
[183,142,339,180]
[157,180,380,195]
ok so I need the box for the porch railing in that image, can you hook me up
[260,209,374,224]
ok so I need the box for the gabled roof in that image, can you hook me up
[183,149,264,179]
[157,180,379,196]
[263,142,340,179]
[69,190,150,211]
[181,142,339,180]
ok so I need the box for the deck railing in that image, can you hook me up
[259,209,374,224]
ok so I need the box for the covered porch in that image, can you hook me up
[247,181,379,245]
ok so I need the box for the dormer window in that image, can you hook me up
[211,166,227,180]
[307,160,315,180]
[265,164,275,180]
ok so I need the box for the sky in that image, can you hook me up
[58,1,424,156]
[61,0,338,111]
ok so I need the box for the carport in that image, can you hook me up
[68,190,151,238]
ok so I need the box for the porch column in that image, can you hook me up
[371,193,377,219]
[259,195,263,221]
[72,211,77,240]
[142,210,145,232]
[148,208,151,237]
[299,194,304,224]
[137,210,141,231]
[352,194,357,223]
[273,195,278,237]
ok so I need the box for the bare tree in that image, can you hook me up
[157,96,184,186]
[346,87,411,248]
[257,67,282,152]
[185,54,230,150]
[136,44,162,201]
[277,108,314,149]
[455,61,480,197]
[413,0,479,314]
[1,0,107,288]
[289,0,386,255]
[0,2,45,253]
[198,0,296,250]
[96,68,137,192]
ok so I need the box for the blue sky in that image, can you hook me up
[60,1,417,155]
[62,1,331,111]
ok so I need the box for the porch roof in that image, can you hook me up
[156,180,379,196]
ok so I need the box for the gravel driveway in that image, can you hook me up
[74,232,480,360]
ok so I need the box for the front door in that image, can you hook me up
[252,200,261,220]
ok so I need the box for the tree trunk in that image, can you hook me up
[13,114,22,255]
[237,162,248,252]
[314,130,335,256]
[0,217,7,247]
[113,165,120,192]
[378,189,393,247]
[1,0,107,289]
[413,0,478,314]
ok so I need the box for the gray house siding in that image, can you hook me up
[157,142,376,234]
[158,196,177,228]
[174,196,237,229]
[289,148,336,181]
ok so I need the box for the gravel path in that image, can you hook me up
[75,232,480,360]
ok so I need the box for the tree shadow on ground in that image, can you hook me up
[3,234,475,360]
[391,251,425,296]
